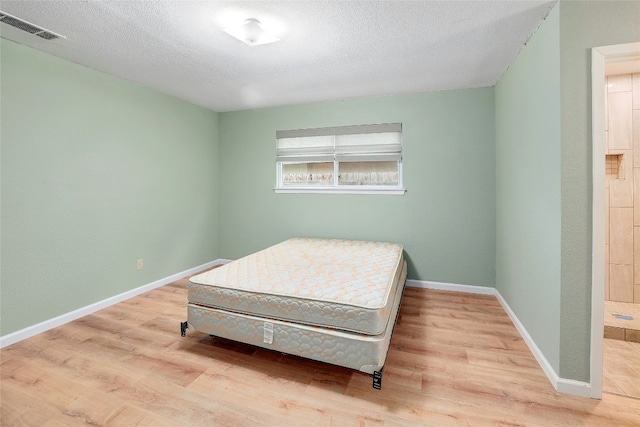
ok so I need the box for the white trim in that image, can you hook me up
[590,41,640,400]
[591,45,606,401]
[406,279,595,398]
[274,187,406,195]
[494,290,591,398]
[492,291,560,389]
[0,259,226,349]
[405,279,495,295]
[556,379,594,398]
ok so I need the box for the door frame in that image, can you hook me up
[591,41,640,399]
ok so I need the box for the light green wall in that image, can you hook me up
[219,89,496,285]
[558,0,640,381]
[496,4,561,374]
[0,39,220,335]
[496,0,640,384]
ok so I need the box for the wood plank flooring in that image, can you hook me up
[2,277,640,426]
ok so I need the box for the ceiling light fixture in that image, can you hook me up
[224,18,280,46]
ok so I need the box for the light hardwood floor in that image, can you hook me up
[2,277,640,426]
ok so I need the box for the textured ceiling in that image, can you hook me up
[0,1,555,112]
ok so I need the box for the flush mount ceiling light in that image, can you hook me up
[224,18,280,46]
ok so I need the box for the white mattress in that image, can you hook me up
[187,261,407,374]
[188,238,405,335]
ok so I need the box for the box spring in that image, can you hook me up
[187,260,407,374]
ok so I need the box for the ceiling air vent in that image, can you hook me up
[0,11,64,40]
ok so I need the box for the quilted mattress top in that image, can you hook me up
[188,237,405,335]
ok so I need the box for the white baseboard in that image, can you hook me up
[406,279,594,398]
[0,259,225,349]
[556,378,593,398]
[492,289,592,398]
[406,279,496,295]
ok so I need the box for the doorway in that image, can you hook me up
[592,42,640,400]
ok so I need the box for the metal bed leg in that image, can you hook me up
[180,321,188,337]
[373,368,383,390]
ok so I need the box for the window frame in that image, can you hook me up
[274,123,406,195]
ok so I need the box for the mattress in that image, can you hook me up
[187,260,407,374]
[188,237,405,335]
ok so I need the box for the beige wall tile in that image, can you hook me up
[606,82,609,132]
[610,207,634,265]
[636,284,640,303]
[635,227,640,284]
[635,169,640,225]
[609,92,633,150]
[610,151,633,206]
[633,72,640,109]
[610,263,634,302]
[635,110,640,162]
[605,244,610,300]
[606,188,610,243]
[606,74,639,304]
[608,74,633,93]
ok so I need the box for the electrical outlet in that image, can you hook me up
[137,259,143,270]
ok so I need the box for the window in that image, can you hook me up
[275,123,405,194]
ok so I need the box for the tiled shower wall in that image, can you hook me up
[605,72,640,304]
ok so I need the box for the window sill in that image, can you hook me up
[274,187,406,195]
